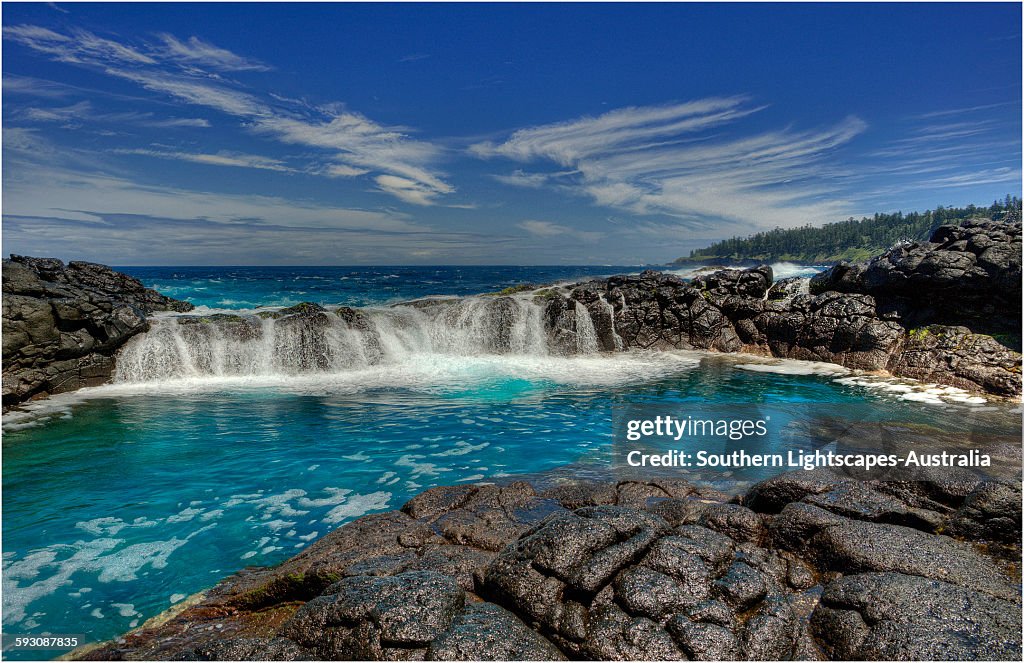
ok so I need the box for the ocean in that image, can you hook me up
[1,264,1017,658]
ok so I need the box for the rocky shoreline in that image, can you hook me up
[75,465,1022,660]
[5,219,1020,661]
[2,255,193,408]
[553,218,1020,397]
[3,220,1021,408]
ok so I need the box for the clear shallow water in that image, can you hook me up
[0,265,1013,658]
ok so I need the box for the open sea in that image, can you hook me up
[2,264,1018,659]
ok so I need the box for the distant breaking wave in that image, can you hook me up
[668,262,824,281]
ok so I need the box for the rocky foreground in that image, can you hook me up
[78,468,1022,660]
[2,256,192,407]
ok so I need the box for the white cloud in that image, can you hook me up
[155,34,270,72]
[3,24,155,65]
[253,113,453,204]
[375,174,445,206]
[111,148,295,172]
[146,117,211,128]
[323,164,371,178]
[104,67,269,117]
[518,220,605,243]
[475,98,867,232]
[4,24,453,205]
[2,127,55,155]
[490,170,553,188]
[471,97,758,163]
[2,157,423,233]
[911,101,1016,119]
[17,99,211,130]
[22,101,92,124]
[2,74,71,97]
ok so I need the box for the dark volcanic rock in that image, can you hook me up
[543,220,1021,396]
[947,480,1024,544]
[693,265,773,299]
[770,502,1019,601]
[2,256,193,406]
[76,473,1021,661]
[480,506,803,659]
[811,572,1022,660]
[861,220,1022,329]
[426,602,566,661]
[887,324,1022,397]
[751,291,906,370]
[278,571,467,657]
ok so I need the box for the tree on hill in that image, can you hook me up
[677,196,1021,264]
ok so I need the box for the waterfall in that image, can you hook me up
[600,297,624,351]
[574,301,600,354]
[114,294,604,383]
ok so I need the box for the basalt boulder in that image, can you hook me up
[2,256,193,407]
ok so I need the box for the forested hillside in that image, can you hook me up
[677,196,1022,264]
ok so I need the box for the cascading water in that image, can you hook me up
[599,297,624,351]
[115,294,600,383]
[574,301,600,354]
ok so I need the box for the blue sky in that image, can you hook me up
[3,2,1021,265]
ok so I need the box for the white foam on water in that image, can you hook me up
[4,351,701,431]
[431,441,489,457]
[322,491,391,524]
[833,375,990,406]
[111,603,138,618]
[1,523,215,625]
[734,360,850,376]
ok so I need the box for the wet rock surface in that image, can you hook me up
[2,256,193,407]
[79,473,1021,661]
[542,220,1020,396]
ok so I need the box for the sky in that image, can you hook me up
[2,2,1021,265]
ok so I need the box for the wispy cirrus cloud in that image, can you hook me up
[854,109,1021,202]
[3,24,455,206]
[911,101,1017,120]
[3,73,72,97]
[111,148,295,172]
[16,99,210,129]
[518,219,604,243]
[3,24,155,65]
[474,97,867,231]
[155,34,271,71]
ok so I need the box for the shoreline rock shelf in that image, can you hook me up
[3,220,1020,406]
[76,470,1022,660]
